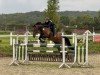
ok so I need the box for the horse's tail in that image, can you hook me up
[64,37,74,50]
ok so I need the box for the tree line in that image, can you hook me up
[0,11,100,32]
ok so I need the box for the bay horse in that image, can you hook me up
[32,22,74,51]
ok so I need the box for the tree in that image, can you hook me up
[93,11,100,30]
[60,16,70,26]
[75,15,94,29]
[98,11,100,17]
[44,0,61,31]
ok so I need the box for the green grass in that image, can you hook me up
[0,37,12,56]
[0,33,100,56]
[89,41,100,53]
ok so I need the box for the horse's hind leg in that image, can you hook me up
[65,37,74,50]
[65,37,74,62]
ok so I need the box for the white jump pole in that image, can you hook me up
[10,39,19,65]
[93,32,95,42]
[59,33,70,68]
[15,35,19,61]
[16,34,21,60]
[83,32,89,65]
[18,45,21,60]
[73,34,77,64]
[16,34,19,44]
[24,43,29,63]
[72,33,75,44]
[24,32,28,44]
[13,39,16,61]
[24,31,29,63]
[71,34,81,66]
[21,46,24,60]
[10,32,13,45]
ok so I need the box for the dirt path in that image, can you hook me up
[0,54,100,75]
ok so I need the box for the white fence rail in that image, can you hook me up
[0,32,40,45]
[0,32,100,45]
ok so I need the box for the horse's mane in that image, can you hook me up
[35,22,42,25]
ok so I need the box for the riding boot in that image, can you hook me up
[53,32,55,36]
[51,27,56,37]
[52,29,55,36]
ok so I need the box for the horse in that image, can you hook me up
[33,22,74,51]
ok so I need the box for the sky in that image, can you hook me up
[0,0,100,14]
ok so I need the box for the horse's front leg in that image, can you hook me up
[39,34,46,43]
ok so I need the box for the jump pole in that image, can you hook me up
[10,32,13,45]
[71,34,78,65]
[10,39,19,65]
[83,32,89,66]
[59,33,70,68]
[72,33,75,44]
[23,32,29,64]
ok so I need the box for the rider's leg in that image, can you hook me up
[51,26,55,36]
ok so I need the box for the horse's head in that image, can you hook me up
[33,22,52,38]
[33,22,43,37]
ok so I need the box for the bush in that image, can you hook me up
[0,31,10,35]
[0,45,12,56]
[89,42,100,53]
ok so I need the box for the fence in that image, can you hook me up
[10,32,90,68]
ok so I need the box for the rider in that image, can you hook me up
[39,17,56,43]
[43,17,56,36]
